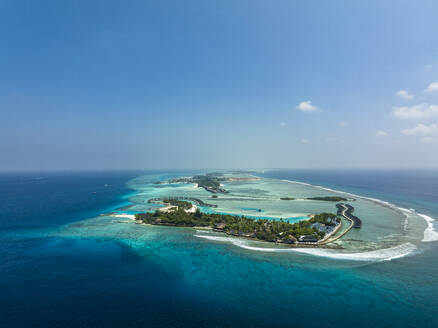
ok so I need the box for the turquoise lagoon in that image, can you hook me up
[1,170,437,327]
[66,171,432,259]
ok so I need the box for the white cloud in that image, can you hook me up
[339,121,349,127]
[296,101,318,112]
[396,90,414,100]
[376,131,388,137]
[280,122,286,127]
[393,103,438,119]
[301,138,310,144]
[425,82,438,92]
[402,123,438,136]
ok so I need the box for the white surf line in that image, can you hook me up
[403,216,409,232]
[418,213,438,242]
[281,179,438,243]
[194,234,417,262]
[281,242,417,261]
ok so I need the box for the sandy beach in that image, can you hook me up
[111,214,137,220]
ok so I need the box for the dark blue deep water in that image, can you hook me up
[1,170,437,328]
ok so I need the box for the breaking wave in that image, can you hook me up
[194,234,417,262]
[418,213,438,242]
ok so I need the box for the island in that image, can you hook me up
[167,173,260,193]
[135,200,341,245]
[169,174,227,193]
[112,173,364,248]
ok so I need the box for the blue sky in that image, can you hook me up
[1,0,438,170]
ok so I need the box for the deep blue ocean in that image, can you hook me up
[1,169,437,328]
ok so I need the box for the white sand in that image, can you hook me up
[158,205,177,212]
[185,204,198,213]
[111,214,137,220]
[159,203,197,213]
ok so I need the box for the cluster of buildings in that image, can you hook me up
[310,220,338,234]
[298,216,340,243]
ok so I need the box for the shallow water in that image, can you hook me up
[1,170,437,327]
[117,172,429,257]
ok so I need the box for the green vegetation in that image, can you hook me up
[192,175,220,189]
[280,197,295,200]
[306,196,348,201]
[310,212,338,226]
[211,195,219,198]
[169,174,227,193]
[162,198,193,210]
[135,201,337,244]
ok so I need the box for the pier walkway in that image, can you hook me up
[319,203,362,244]
[337,203,362,228]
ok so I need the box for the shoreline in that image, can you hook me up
[110,213,343,249]
[107,172,437,257]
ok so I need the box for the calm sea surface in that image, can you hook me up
[0,169,437,328]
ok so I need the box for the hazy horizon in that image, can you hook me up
[2,1,438,170]
[2,167,438,173]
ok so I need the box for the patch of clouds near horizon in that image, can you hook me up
[280,122,286,127]
[339,121,349,127]
[402,123,438,136]
[376,131,388,137]
[396,89,414,100]
[393,103,438,119]
[296,101,318,112]
[301,138,310,144]
[425,82,438,92]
